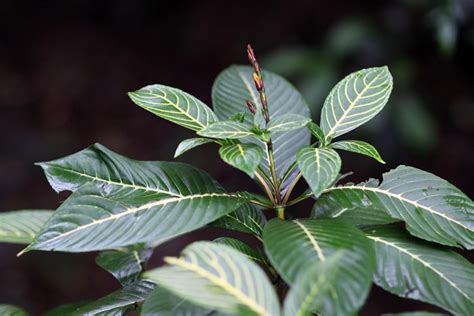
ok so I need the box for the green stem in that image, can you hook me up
[275,206,285,220]
[267,140,281,204]
[287,191,313,207]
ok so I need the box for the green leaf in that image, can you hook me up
[264,218,374,315]
[320,66,393,140]
[219,143,264,177]
[212,65,311,177]
[365,226,474,315]
[23,184,244,253]
[297,147,341,198]
[331,140,385,163]
[325,166,474,249]
[283,251,360,316]
[0,304,28,316]
[384,312,445,316]
[128,84,217,131]
[43,301,92,316]
[214,237,266,264]
[306,122,325,145]
[143,241,280,316]
[312,184,397,226]
[24,145,246,253]
[142,286,214,316]
[267,114,311,133]
[96,245,153,286]
[174,138,215,158]
[72,280,155,315]
[197,121,254,139]
[211,203,267,237]
[0,210,53,244]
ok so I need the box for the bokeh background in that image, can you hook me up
[1,0,473,314]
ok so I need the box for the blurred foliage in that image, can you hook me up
[263,0,473,155]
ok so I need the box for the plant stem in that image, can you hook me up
[275,206,285,220]
[255,170,275,205]
[286,191,313,206]
[266,140,281,204]
[282,172,302,205]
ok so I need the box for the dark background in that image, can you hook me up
[1,0,473,314]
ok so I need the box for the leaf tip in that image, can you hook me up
[16,246,31,257]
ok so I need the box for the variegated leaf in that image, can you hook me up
[219,143,264,177]
[331,140,385,164]
[320,67,392,140]
[297,147,341,198]
[174,138,215,158]
[197,121,254,139]
[128,84,217,131]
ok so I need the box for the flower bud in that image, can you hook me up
[245,100,257,114]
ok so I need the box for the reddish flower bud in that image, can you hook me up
[245,100,257,114]
[253,72,264,91]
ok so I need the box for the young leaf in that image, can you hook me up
[211,203,267,237]
[197,121,254,139]
[174,138,215,158]
[143,241,280,316]
[0,304,28,316]
[331,140,385,163]
[72,280,155,315]
[219,143,264,177]
[212,65,311,177]
[325,166,474,249]
[365,226,474,315]
[96,245,153,286]
[297,147,341,198]
[214,237,266,264]
[306,121,325,145]
[267,114,311,133]
[142,286,214,316]
[0,210,53,244]
[283,251,362,316]
[22,184,245,253]
[320,66,393,141]
[128,84,217,131]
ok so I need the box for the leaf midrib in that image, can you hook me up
[368,235,472,302]
[45,165,183,197]
[29,193,237,249]
[293,220,326,261]
[325,70,384,139]
[165,257,270,316]
[326,185,470,230]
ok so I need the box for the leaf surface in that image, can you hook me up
[128,84,217,131]
[211,203,266,237]
[297,147,341,198]
[219,143,264,177]
[0,304,28,316]
[141,286,214,316]
[331,140,385,163]
[283,252,362,316]
[174,138,215,158]
[263,218,375,315]
[320,66,392,140]
[72,280,155,315]
[143,241,280,316]
[214,237,266,264]
[365,226,474,315]
[212,65,311,177]
[96,245,153,286]
[197,121,254,139]
[0,210,53,244]
[267,114,311,133]
[325,166,474,248]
